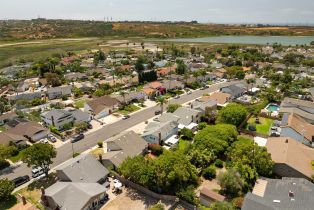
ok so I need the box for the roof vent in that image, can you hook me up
[289,191,294,198]
[273,200,281,203]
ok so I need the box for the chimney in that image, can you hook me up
[289,191,294,198]
[158,132,162,145]
[22,196,27,205]
[285,139,289,143]
[192,115,194,122]
[191,104,193,109]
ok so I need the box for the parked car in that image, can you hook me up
[174,95,180,99]
[122,115,130,120]
[40,138,49,144]
[155,110,161,115]
[187,91,192,95]
[32,166,46,178]
[71,133,85,143]
[48,134,57,143]
[87,123,93,129]
[12,175,30,188]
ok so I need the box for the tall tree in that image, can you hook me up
[0,178,14,201]
[156,96,168,114]
[22,143,57,177]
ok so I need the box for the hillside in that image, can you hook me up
[1,19,314,41]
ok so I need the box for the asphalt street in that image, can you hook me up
[1,80,242,180]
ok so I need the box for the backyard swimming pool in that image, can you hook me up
[265,104,280,112]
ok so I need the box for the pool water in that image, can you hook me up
[266,104,279,112]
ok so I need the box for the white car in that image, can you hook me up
[174,95,180,99]
[40,138,49,144]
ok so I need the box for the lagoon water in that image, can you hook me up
[161,36,314,46]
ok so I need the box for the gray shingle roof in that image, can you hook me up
[142,120,178,139]
[242,178,314,210]
[41,109,71,120]
[55,154,109,183]
[173,107,201,126]
[102,131,147,167]
[45,182,107,210]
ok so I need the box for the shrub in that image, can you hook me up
[0,159,10,170]
[97,141,103,148]
[214,159,224,168]
[148,144,163,156]
[0,178,15,201]
[202,165,216,180]
[73,152,80,158]
[148,203,165,210]
[176,185,198,204]
[232,197,244,209]
[198,122,207,130]
[180,128,194,140]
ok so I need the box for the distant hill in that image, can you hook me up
[1,19,314,40]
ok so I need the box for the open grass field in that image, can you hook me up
[0,38,104,68]
[246,117,274,135]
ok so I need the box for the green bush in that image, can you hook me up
[176,185,198,204]
[202,165,216,180]
[148,144,163,156]
[180,128,194,140]
[73,152,80,158]
[0,179,14,201]
[214,159,224,168]
[97,141,103,148]
[148,203,165,210]
[0,159,10,170]
[198,122,207,130]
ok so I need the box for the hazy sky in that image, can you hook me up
[1,0,314,24]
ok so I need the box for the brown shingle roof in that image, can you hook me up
[284,113,314,142]
[200,187,225,202]
[87,95,119,115]
[200,92,231,105]
[266,137,314,179]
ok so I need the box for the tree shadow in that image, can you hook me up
[0,195,18,210]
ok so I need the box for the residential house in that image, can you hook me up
[280,113,314,147]
[65,72,87,81]
[142,121,179,144]
[101,131,148,169]
[173,107,202,129]
[198,92,231,107]
[200,187,225,207]
[55,154,109,184]
[41,109,91,130]
[220,84,246,100]
[73,81,94,93]
[0,121,48,143]
[0,112,18,126]
[43,154,109,210]
[84,95,119,119]
[242,178,314,210]
[161,80,184,91]
[47,86,72,100]
[0,132,27,148]
[7,92,43,102]
[17,78,40,92]
[191,100,217,116]
[112,91,147,104]
[44,182,107,210]
[154,60,168,68]
[41,109,74,130]
[279,97,314,123]
[266,137,314,180]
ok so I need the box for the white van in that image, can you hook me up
[31,166,47,178]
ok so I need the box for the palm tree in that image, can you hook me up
[119,90,128,107]
[156,96,168,114]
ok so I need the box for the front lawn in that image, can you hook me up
[118,104,141,115]
[9,151,24,163]
[74,99,88,109]
[15,174,57,210]
[246,117,274,135]
[0,126,6,132]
